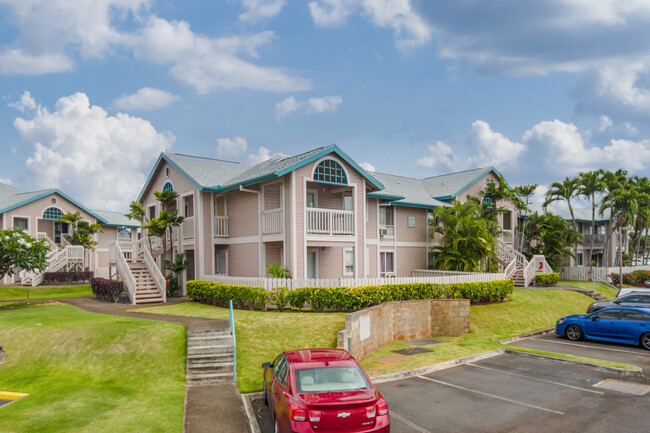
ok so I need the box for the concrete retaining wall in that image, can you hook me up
[337,299,470,359]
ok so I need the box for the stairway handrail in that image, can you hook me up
[524,258,537,287]
[112,241,137,304]
[497,239,528,267]
[504,258,517,279]
[138,238,167,303]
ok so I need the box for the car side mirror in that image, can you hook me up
[262,362,272,369]
[613,300,621,304]
[592,316,598,321]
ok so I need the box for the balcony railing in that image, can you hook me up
[379,225,395,237]
[182,216,195,241]
[583,234,605,246]
[306,208,354,235]
[262,208,282,235]
[215,216,229,238]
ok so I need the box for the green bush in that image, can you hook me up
[610,270,650,287]
[186,279,514,312]
[534,273,559,287]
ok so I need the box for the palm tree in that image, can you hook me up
[126,201,151,253]
[523,212,582,271]
[630,176,650,263]
[578,170,604,266]
[59,211,103,251]
[513,184,538,253]
[152,190,184,265]
[544,176,579,264]
[600,174,639,266]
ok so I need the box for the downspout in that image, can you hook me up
[239,185,263,277]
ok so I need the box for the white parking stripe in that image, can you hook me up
[466,363,605,394]
[530,338,650,356]
[417,376,564,415]
[390,412,431,433]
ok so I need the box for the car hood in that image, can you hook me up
[560,314,585,321]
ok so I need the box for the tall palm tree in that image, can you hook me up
[600,174,639,266]
[126,201,151,254]
[578,170,604,266]
[513,184,538,253]
[544,176,579,264]
[631,176,650,262]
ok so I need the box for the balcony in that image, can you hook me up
[182,216,195,241]
[262,208,282,235]
[306,208,354,235]
[583,234,605,247]
[214,216,229,238]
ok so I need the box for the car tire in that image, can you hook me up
[641,333,650,350]
[263,380,268,405]
[566,324,583,341]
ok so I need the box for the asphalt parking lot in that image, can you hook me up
[250,351,650,433]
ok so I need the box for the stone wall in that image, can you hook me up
[337,299,470,359]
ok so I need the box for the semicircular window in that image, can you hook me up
[313,159,348,185]
[162,182,174,193]
[42,207,64,220]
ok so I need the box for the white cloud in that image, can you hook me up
[309,0,432,51]
[359,162,375,172]
[416,141,456,170]
[133,17,311,93]
[248,146,271,163]
[276,95,342,121]
[14,92,173,211]
[240,0,287,21]
[8,91,37,113]
[0,177,13,185]
[465,120,524,169]
[0,49,74,75]
[113,87,181,111]
[216,136,248,159]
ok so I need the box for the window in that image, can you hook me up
[343,248,354,276]
[502,211,512,231]
[13,217,28,231]
[162,182,174,193]
[577,253,583,266]
[621,310,650,321]
[42,207,63,220]
[342,192,353,211]
[380,251,394,277]
[272,354,286,377]
[595,310,620,320]
[313,159,347,185]
[118,229,131,239]
[306,191,316,208]
[215,248,228,275]
[295,367,371,393]
[379,206,394,236]
[148,205,156,221]
[214,195,227,216]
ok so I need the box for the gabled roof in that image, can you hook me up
[369,172,450,209]
[421,167,501,200]
[138,145,384,201]
[92,209,139,228]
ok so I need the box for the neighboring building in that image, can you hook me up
[0,181,138,285]
[137,145,516,292]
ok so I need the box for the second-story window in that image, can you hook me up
[314,159,347,185]
[343,192,353,211]
[215,195,227,216]
[379,205,394,237]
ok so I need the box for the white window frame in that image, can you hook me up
[215,247,228,275]
[343,248,354,276]
[379,250,395,278]
[12,216,29,232]
[306,189,318,208]
[342,192,353,211]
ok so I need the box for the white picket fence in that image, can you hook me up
[560,265,650,282]
[201,271,507,290]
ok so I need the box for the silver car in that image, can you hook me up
[587,293,650,313]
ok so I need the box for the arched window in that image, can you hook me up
[43,207,64,220]
[162,182,174,193]
[313,159,348,185]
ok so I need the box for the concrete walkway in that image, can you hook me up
[55,297,251,433]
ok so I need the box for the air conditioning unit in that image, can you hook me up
[380,228,388,237]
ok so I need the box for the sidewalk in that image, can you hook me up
[57,297,251,433]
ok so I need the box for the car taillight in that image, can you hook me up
[308,410,321,422]
[377,398,389,416]
[366,406,376,418]
[289,403,307,421]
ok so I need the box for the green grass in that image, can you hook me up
[129,303,346,393]
[0,284,93,300]
[0,303,186,433]
[360,289,597,377]
[559,280,621,300]
[502,346,634,370]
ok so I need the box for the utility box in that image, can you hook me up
[0,346,4,363]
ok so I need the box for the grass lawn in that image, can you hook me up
[0,284,93,300]
[560,280,622,300]
[0,303,186,433]
[129,303,346,393]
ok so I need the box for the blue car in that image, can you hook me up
[556,306,650,350]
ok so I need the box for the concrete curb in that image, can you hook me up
[503,348,643,375]
[241,393,261,433]
[496,328,555,345]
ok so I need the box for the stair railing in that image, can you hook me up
[138,238,167,303]
[504,258,517,279]
[229,300,237,384]
[523,258,537,287]
[112,241,137,304]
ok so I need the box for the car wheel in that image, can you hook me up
[263,380,268,405]
[641,333,650,350]
[566,324,583,341]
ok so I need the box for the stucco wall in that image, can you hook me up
[396,246,427,277]
[337,299,470,359]
[227,189,260,238]
[395,206,427,243]
[228,243,259,277]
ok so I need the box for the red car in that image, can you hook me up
[262,348,390,433]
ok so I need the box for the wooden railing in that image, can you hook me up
[504,258,517,279]
[37,232,57,251]
[306,208,354,235]
[379,225,395,237]
[138,239,166,303]
[583,234,605,246]
[112,241,137,304]
[262,208,282,235]
[21,245,85,287]
[182,216,195,241]
[214,216,229,238]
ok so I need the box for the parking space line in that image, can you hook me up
[530,338,650,356]
[417,376,564,415]
[390,412,431,433]
[466,363,605,394]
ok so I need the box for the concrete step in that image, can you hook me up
[135,297,164,304]
[187,362,234,374]
[188,345,234,356]
[186,372,232,385]
[136,290,160,296]
[187,336,232,347]
[187,353,233,364]
[187,329,231,338]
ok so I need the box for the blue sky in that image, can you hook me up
[1,0,649,211]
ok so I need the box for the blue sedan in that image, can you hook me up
[556,306,650,350]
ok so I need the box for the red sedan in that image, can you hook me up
[262,348,390,433]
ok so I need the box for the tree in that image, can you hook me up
[430,201,495,272]
[164,252,192,297]
[0,228,50,278]
[523,212,582,271]
[512,184,538,253]
[600,173,639,266]
[153,190,184,265]
[544,176,579,264]
[600,169,628,266]
[577,170,604,266]
[126,201,151,253]
[59,211,103,251]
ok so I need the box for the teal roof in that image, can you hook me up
[92,209,140,228]
[421,167,501,200]
[369,172,450,208]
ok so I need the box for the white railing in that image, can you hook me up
[20,245,85,287]
[560,264,650,282]
[215,216,229,238]
[583,234,606,246]
[504,258,517,279]
[138,239,166,303]
[497,239,527,267]
[202,272,508,290]
[306,208,354,235]
[523,257,537,287]
[379,225,395,237]
[182,216,195,241]
[262,208,283,235]
[37,232,57,251]
[112,241,137,304]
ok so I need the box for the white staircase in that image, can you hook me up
[496,240,552,287]
[20,245,85,287]
[109,239,166,305]
[186,329,234,385]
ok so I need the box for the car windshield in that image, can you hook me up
[295,366,371,393]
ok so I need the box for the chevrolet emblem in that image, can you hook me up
[337,412,351,418]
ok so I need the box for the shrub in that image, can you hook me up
[91,278,124,303]
[266,263,291,279]
[610,270,650,287]
[43,271,93,284]
[534,273,559,287]
[185,279,514,312]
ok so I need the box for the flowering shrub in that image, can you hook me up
[0,228,50,278]
[609,270,650,287]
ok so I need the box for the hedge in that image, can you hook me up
[91,278,125,303]
[186,279,514,312]
[43,271,93,284]
[534,273,559,287]
[610,270,650,287]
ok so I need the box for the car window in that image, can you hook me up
[622,295,641,303]
[621,310,649,321]
[596,310,620,320]
[294,366,371,393]
[278,361,289,386]
[642,295,650,303]
[273,355,286,378]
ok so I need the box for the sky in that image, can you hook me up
[1,0,650,212]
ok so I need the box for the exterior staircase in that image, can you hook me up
[128,261,164,304]
[186,329,234,385]
[496,240,553,288]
